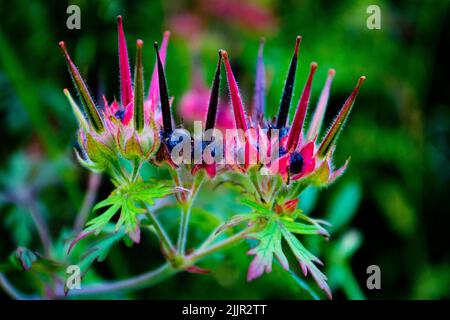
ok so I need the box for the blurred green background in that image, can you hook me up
[0,0,449,299]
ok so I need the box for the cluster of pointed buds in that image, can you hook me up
[60,16,365,190]
[60,17,171,180]
[217,38,364,190]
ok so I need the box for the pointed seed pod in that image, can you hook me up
[317,76,366,158]
[154,42,173,134]
[221,50,248,131]
[286,62,318,152]
[134,40,144,132]
[306,69,335,141]
[59,41,104,133]
[276,36,301,129]
[205,51,223,131]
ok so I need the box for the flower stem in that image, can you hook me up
[63,263,177,297]
[176,171,204,256]
[184,228,250,264]
[27,201,51,257]
[143,203,175,254]
[57,227,250,298]
[74,173,102,234]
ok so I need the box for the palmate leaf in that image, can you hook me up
[240,197,332,299]
[279,224,332,299]
[77,180,177,245]
[246,219,289,280]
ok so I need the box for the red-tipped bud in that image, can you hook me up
[221,50,248,131]
[117,16,133,107]
[317,76,366,158]
[59,41,104,133]
[286,62,318,152]
[306,68,336,141]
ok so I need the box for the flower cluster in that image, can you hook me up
[60,16,365,299]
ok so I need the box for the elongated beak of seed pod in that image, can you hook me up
[59,41,104,133]
[276,36,301,129]
[117,16,133,108]
[205,51,223,131]
[148,31,170,108]
[134,40,144,132]
[221,50,248,131]
[253,38,266,124]
[285,62,318,152]
[64,88,89,131]
[317,76,366,158]
[306,69,335,142]
[154,42,173,135]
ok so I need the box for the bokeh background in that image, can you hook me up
[0,0,449,299]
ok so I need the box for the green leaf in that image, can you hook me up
[66,231,125,295]
[80,180,177,244]
[246,216,331,299]
[279,223,332,299]
[77,231,125,275]
[281,219,328,237]
[247,219,289,281]
[240,198,273,215]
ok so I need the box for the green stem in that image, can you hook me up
[131,158,142,182]
[59,227,250,298]
[64,263,177,297]
[177,202,192,256]
[184,228,250,264]
[248,168,266,202]
[143,203,175,254]
[176,171,205,256]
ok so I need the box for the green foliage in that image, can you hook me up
[83,180,176,243]
[239,196,331,299]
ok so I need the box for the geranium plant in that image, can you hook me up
[2,16,365,300]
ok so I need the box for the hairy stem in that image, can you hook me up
[144,203,175,254]
[63,263,177,297]
[185,228,250,264]
[27,201,51,257]
[74,173,102,233]
[177,202,192,256]
[59,227,250,298]
[176,171,205,256]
